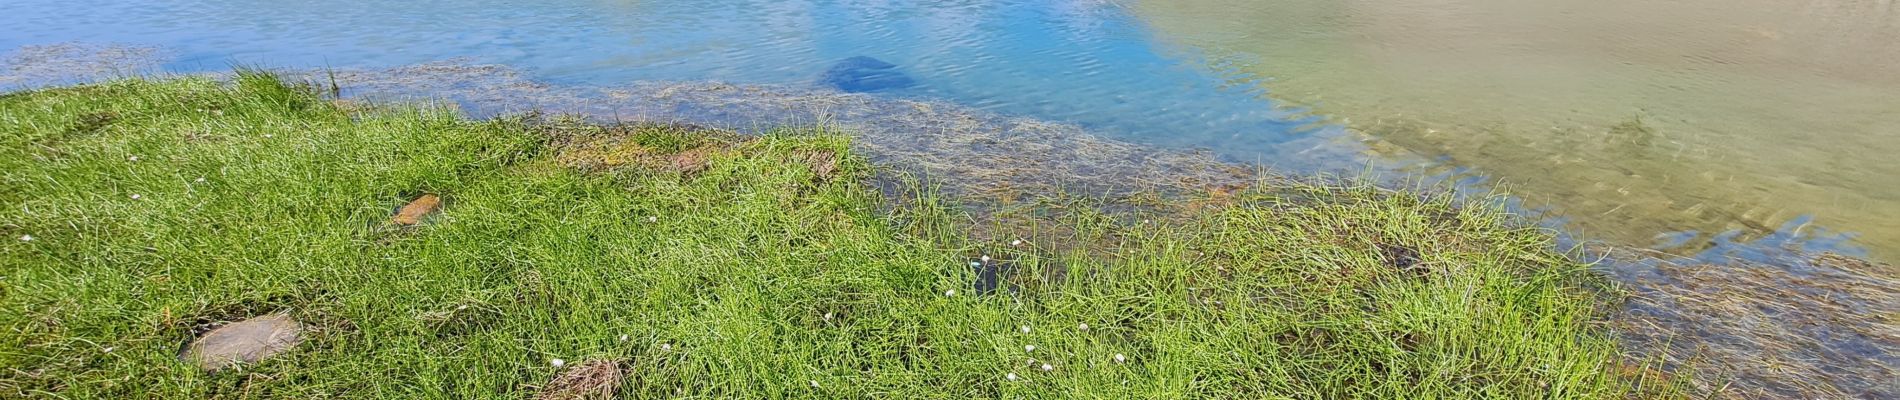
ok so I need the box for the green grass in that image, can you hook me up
[1,74,1665,398]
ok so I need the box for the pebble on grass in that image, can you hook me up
[1006,372,1019,381]
[130,194,142,200]
[1011,239,1023,246]
[1019,325,1030,334]
[1113,353,1126,363]
[1024,345,1036,352]
[1040,363,1054,372]
[179,314,303,371]
[1078,323,1089,332]
[550,358,566,368]
[392,194,442,226]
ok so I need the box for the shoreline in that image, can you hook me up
[2,50,1895,397]
[3,74,1665,398]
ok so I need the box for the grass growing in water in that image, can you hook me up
[0,74,1669,398]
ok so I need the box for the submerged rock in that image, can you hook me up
[820,56,915,93]
[179,313,304,371]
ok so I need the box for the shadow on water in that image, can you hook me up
[4,43,1895,400]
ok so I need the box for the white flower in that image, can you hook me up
[549,358,565,367]
[822,312,834,321]
[1019,325,1030,334]
[809,380,820,388]
[1040,363,1053,371]
[129,194,142,200]
[1006,372,1019,381]
[647,216,657,223]
[660,343,672,351]
[1113,353,1126,363]
[1010,239,1023,246]
[944,289,957,297]
[18,235,31,242]
[619,334,629,342]
[1078,323,1089,332]
[1024,345,1036,352]
[980,255,990,262]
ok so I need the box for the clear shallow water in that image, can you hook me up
[0,0,1886,261]
[1131,0,1900,261]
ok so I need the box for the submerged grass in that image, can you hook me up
[0,74,1672,398]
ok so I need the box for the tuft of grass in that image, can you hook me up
[0,74,1676,398]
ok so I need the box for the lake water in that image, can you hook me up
[4,0,1895,262]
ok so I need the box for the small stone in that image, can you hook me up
[550,358,566,368]
[1019,325,1030,334]
[179,313,303,371]
[127,156,139,162]
[1006,372,1019,381]
[129,194,141,200]
[619,334,629,342]
[1024,345,1036,352]
[1078,323,1090,332]
[822,312,834,321]
[980,255,991,262]
[1114,353,1126,363]
[646,216,657,223]
[1010,239,1023,246]
[660,343,672,351]
[1040,363,1054,371]
[392,194,441,226]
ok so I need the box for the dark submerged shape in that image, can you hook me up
[820,56,915,93]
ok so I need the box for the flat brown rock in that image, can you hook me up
[180,313,304,371]
[392,194,442,225]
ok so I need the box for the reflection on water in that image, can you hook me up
[1131,0,1900,260]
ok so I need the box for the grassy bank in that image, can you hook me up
[1,74,1665,398]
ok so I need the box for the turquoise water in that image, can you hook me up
[1,0,1338,164]
[0,0,1870,262]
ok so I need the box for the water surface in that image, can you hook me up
[1132,0,1900,260]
